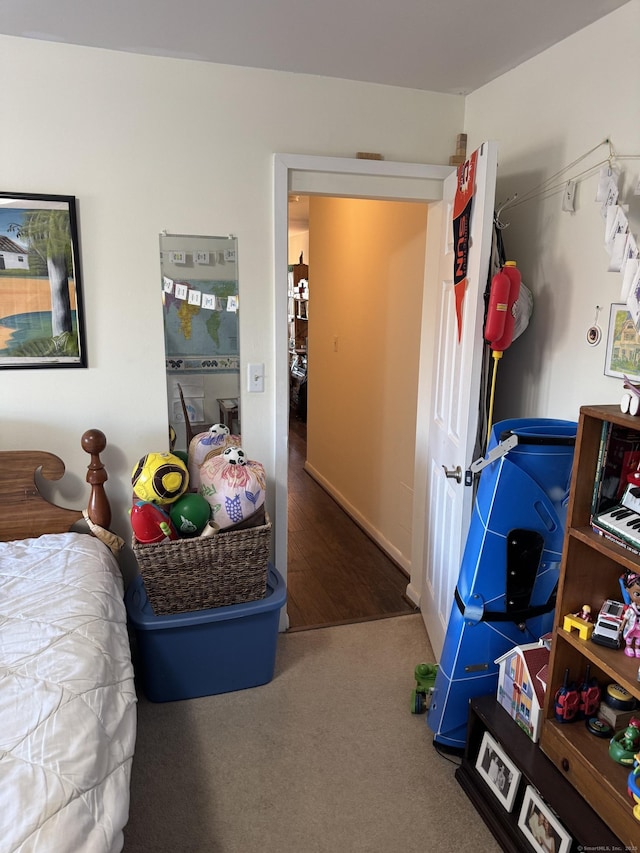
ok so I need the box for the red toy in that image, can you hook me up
[554,668,580,723]
[130,500,178,543]
[578,664,600,718]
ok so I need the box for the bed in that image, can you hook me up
[0,429,136,853]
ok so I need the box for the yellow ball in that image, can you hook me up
[131,452,189,505]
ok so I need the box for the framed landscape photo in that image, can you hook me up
[0,192,86,368]
[474,731,521,813]
[518,785,571,853]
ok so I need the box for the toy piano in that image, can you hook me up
[593,484,640,551]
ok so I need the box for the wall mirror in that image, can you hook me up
[159,233,240,452]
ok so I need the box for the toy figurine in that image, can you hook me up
[410,663,439,714]
[576,604,593,622]
[620,571,640,658]
[609,723,640,766]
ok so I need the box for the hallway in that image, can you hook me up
[287,416,417,630]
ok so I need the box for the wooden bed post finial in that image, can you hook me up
[81,429,111,530]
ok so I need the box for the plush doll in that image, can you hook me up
[620,570,640,657]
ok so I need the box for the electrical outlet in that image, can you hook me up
[247,363,264,393]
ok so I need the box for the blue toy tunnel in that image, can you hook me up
[426,417,577,750]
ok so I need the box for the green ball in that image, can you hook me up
[169,492,211,537]
[173,450,189,466]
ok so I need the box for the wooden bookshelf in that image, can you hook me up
[540,404,640,847]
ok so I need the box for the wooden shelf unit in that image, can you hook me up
[540,404,640,847]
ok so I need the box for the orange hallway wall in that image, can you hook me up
[306,196,428,566]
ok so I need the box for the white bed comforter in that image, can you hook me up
[0,533,137,853]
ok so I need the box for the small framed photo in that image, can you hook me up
[474,731,521,812]
[604,303,640,381]
[517,785,571,853]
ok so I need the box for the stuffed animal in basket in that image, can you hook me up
[188,424,242,491]
[198,446,266,530]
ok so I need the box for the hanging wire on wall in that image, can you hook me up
[495,138,640,228]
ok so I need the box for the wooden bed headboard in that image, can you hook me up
[0,429,112,542]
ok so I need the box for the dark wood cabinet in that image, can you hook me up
[457,695,622,851]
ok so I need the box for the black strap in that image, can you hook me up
[454,586,556,624]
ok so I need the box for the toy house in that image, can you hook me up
[495,642,550,743]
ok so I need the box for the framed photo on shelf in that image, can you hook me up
[474,731,521,813]
[0,192,86,368]
[517,785,571,853]
[604,303,640,382]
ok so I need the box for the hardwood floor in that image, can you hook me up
[287,416,418,630]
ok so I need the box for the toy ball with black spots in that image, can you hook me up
[222,446,246,465]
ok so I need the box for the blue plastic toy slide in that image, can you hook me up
[426,418,577,750]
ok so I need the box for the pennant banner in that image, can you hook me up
[452,150,478,342]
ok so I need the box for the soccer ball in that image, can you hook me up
[208,423,230,437]
[222,446,246,465]
[131,452,189,505]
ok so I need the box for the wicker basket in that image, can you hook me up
[132,513,271,615]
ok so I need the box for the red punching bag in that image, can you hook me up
[491,261,521,352]
[484,261,522,446]
[484,269,511,344]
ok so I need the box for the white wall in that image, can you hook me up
[464,0,640,425]
[0,34,463,578]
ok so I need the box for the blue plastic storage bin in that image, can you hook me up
[125,564,286,702]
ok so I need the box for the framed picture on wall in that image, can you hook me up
[474,731,521,812]
[0,192,86,368]
[517,785,571,853]
[604,303,640,382]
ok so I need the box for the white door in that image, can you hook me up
[418,142,498,658]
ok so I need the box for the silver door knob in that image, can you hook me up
[442,465,462,483]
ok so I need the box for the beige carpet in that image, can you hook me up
[123,613,500,852]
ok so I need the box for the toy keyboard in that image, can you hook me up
[593,484,640,549]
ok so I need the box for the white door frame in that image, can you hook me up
[274,153,454,613]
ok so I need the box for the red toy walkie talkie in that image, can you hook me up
[578,664,601,718]
[554,668,580,723]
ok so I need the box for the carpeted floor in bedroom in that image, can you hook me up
[123,612,499,853]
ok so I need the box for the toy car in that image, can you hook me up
[591,599,627,649]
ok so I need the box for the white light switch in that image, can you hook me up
[247,362,264,393]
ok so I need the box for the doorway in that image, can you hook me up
[274,153,455,633]
[286,193,427,630]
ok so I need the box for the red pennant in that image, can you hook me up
[452,150,477,342]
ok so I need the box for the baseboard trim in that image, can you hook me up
[303,460,410,575]
[405,582,421,607]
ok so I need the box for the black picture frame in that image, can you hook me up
[0,192,86,368]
